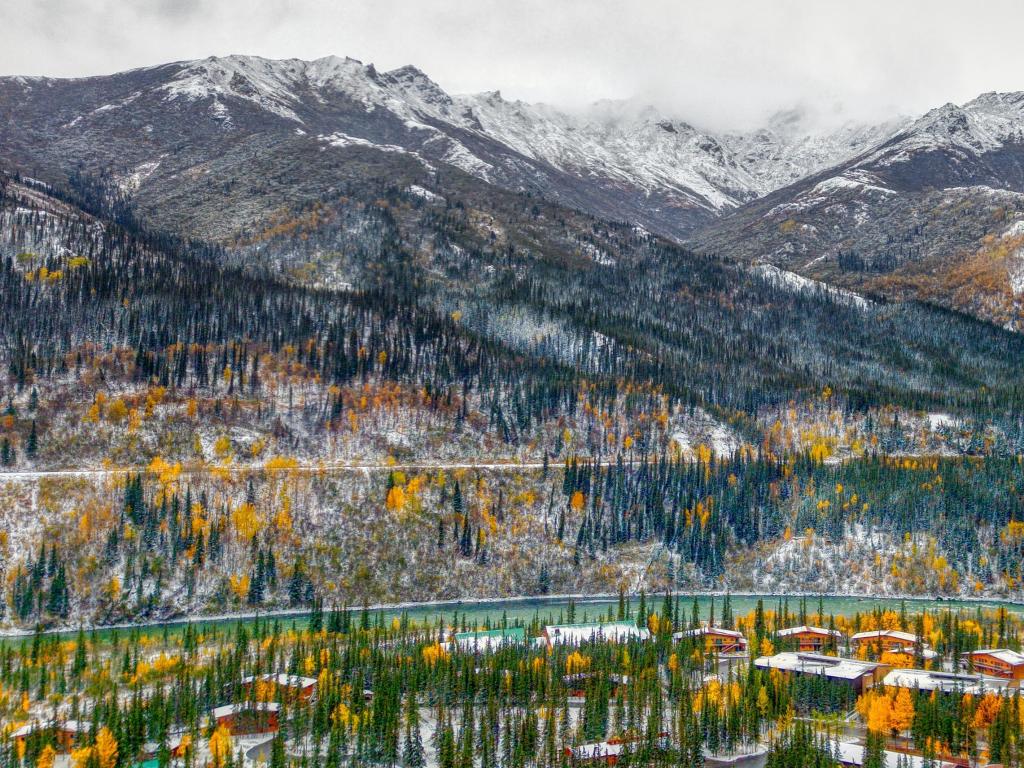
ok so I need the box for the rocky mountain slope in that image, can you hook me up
[4,56,1024,328]
[694,92,1024,330]
[0,55,898,242]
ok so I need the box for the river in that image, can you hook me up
[6,592,1020,646]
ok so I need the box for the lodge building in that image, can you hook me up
[850,629,937,661]
[535,622,651,648]
[212,702,282,735]
[673,625,748,654]
[240,672,318,702]
[775,625,843,653]
[961,648,1024,680]
[754,652,887,694]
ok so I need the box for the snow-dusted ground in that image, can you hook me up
[139,54,913,216]
[752,263,871,309]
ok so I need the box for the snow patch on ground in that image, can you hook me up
[809,169,895,197]
[1003,219,1024,238]
[927,413,956,431]
[753,263,871,309]
[669,410,741,458]
[116,159,162,194]
[407,184,441,202]
[578,241,615,266]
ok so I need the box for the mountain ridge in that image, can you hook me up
[0,54,907,241]
[692,89,1024,330]
[5,54,1024,328]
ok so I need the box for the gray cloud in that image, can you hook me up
[3,0,1023,129]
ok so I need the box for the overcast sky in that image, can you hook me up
[5,0,1024,129]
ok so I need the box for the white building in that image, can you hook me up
[536,622,650,648]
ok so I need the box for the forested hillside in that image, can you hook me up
[1,164,1024,627]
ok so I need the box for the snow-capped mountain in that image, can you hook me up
[0,54,899,240]
[5,54,1024,328]
[722,108,911,195]
[694,91,1024,330]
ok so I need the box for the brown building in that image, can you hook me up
[754,652,888,695]
[775,625,843,653]
[673,626,748,654]
[961,649,1024,680]
[10,720,90,753]
[212,702,281,735]
[566,733,669,764]
[850,629,938,661]
[241,672,318,701]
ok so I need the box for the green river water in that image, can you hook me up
[6,593,1021,647]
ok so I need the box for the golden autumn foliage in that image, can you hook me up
[214,434,232,459]
[229,573,250,600]
[421,643,449,666]
[385,484,406,511]
[73,727,117,768]
[208,725,232,768]
[565,650,590,674]
[36,745,56,768]
[971,691,1002,730]
[890,687,915,733]
[107,398,128,423]
[232,502,263,541]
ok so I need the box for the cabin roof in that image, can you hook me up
[212,702,282,719]
[754,652,881,680]
[673,625,745,640]
[776,625,843,639]
[965,648,1024,666]
[241,673,318,689]
[882,668,1013,695]
[851,629,918,643]
[541,622,650,645]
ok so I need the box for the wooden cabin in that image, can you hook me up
[10,720,89,753]
[566,733,668,764]
[962,649,1024,680]
[850,630,937,660]
[241,672,318,702]
[775,625,843,653]
[140,732,189,761]
[673,625,748,654]
[212,702,281,735]
[561,672,630,698]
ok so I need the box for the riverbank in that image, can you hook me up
[3,589,1022,641]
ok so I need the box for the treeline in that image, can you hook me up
[4,598,1024,768]
[559,452,1024,588]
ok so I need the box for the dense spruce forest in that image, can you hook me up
[4,86,1024,768]
[0,166,1024,629]
[2,598,1024,768]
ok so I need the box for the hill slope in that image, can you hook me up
[693,92,1024,330]
[0,55,898,242]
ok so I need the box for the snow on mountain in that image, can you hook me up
[863,91,1024,167]
[753,263,871,309]
[453,93,758,210]
[722,108,911,194]
[452,95,905,213]
[148,55,898,217]
[3,54,985,246]
[159,54,316,122]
